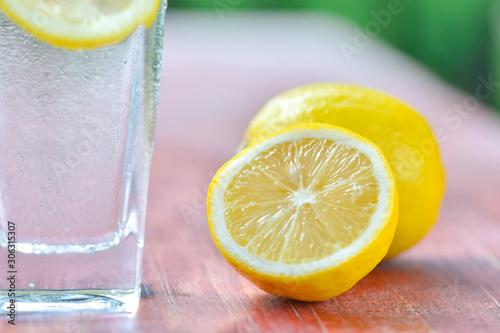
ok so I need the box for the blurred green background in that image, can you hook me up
[170,0,500,111]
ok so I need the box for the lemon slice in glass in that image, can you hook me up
[0,0,162,49]
[207,123,398,301]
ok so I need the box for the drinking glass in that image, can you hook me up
[0,0,167,313]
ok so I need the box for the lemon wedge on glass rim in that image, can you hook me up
[207,123,398,301]
[0,0,162,49]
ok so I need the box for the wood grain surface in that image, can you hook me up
[2,11,500,333]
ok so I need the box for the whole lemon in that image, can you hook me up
[242,84,445,258]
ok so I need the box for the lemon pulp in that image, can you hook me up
[224,138,379,264]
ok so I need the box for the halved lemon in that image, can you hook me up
[0,0,162,49]
[207,123,398,301]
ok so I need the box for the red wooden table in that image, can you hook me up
[2,11,500,333]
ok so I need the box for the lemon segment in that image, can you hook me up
[208,123,398,301]
[243,84,445,258]
[0,0,162,49]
